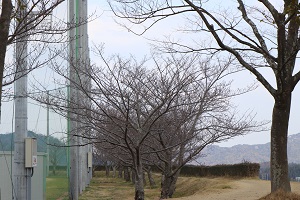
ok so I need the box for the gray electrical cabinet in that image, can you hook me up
[88,152,92,168]
[0,151,46,200]
[25,138,38,168]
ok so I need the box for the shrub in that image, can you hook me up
[180,162,260,177]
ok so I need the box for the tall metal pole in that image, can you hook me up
[69,0,90,198]
[47,91,50,176]
[81,0,92,187]
[79,0,90,192]
[14,0,30,199]
[69,0,79,199]
[77,1,83,190]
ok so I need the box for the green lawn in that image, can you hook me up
[46,176,69,200]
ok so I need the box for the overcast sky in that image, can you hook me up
[86,0,300,147]
[1,0,299,147]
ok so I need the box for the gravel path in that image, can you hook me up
[172,179,300,200]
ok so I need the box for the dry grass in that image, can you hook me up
[79,171,162,200]
[259,190,300,200]
[78,172,235,200]
[173,176,234,198]
[79,175,135,200]
[47,171,300,200]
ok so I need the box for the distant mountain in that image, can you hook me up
[196,133,300,165]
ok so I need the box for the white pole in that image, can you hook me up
[69,0,79,199]
[77,1,83,191]
[82,0,92,187]
[47,91,50,176]
[80,0,90,191]
[14,0,30,199]
[69,0,91,198]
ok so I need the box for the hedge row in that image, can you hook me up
[180,162,260,177]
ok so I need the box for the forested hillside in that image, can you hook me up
[0,131,67,166]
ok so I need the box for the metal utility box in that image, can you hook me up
[87,152,92,168]
[0,151,46,200]
[25,137,38,168]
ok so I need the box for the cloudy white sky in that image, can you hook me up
[87,0,300,147]
[1,0,299,147]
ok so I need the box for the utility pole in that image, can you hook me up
[82,0,93,187]
[69,0,79,199]
[77,1,83,192]
[47,91,50,176]
[68,0,91,199]
[14,0,30,199]
[80,0,90,191]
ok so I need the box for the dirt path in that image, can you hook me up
[172,179,300,200]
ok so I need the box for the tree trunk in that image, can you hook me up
[124,167,130,182]
[270,93,291,192]
[168,171,180,198]
[161,174,171,199]
[160,170,180,199]
[51,156,57,175]
[112,165,117,178]
[0,0,13,107]
[146,166,156,188]
[52,165,56,175]
[105,162,110,177]
[134,163,144,200]
[143,171,146,186]
[132,169,136,184]
[92,165,96,177]
[118,165,123,178]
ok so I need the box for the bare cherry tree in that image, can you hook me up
[32,51,192,199]
[88,52,198,200]
[109,0,300,192]
[31,47,261,199]
[143,57,259,199]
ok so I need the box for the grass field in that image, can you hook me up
[46,176,69,200]
[78,172,235,200]
[45,171,239,199]
[46,172,300,200]
[78,171,159,200]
